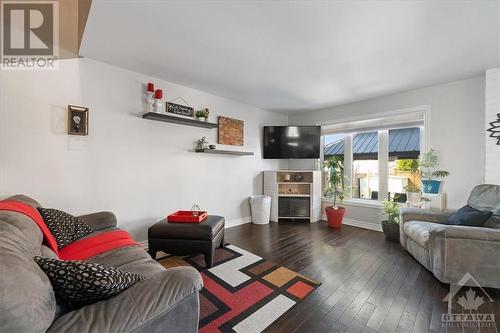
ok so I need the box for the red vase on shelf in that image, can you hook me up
[153,89,163,113]
[145,82,155,113]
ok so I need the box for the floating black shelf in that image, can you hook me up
[142,112,218,129]
[195,149,254,156]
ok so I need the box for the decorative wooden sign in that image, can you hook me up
[68,105,89,136]
[218,116,244,146]
[166,102,194,118]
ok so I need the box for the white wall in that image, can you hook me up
[0,58,287,241]
[0,58,491,235]
[289,76,486,225]
[485,68,500,184]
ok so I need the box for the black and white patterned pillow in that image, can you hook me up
[37,208,95,248]
[34,256,145,308]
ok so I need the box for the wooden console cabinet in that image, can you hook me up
[263,170,321,223]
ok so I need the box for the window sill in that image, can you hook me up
[322,197,382,209]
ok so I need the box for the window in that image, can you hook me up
[321,112,424,204]
[388,127,420,202]
[323,134,345,195]
[352,131,378,200]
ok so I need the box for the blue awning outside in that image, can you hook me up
[324,128,420,160]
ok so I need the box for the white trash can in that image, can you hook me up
[249,195,271,225]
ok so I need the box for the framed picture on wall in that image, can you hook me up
[218,116,244,146]
[68,105,89,136]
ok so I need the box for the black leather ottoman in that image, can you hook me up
[148,215,225,268]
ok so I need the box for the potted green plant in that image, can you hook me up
[419,149,450,194]
[195,108,210,121]
[381,199,400,241]
[324,156,345,228]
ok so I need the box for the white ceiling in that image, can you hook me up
[80,1,500,114]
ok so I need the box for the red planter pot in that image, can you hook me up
[325,206,345,228]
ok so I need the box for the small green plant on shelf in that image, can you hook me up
[382,199,400,224]
[195,108,210,121]
[324,156,345,208]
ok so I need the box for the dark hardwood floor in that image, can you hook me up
[224,221,500,333]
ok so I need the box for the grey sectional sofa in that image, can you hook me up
[400,184,500,289]
[0,195,203,333]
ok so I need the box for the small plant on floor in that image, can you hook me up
[381,199,400,241]
[382,199,400,224]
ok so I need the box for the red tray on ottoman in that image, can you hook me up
[148,215,225,267]
[167,210,207,223]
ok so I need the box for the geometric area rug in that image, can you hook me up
[158,244,321,333]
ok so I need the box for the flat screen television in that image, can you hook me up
[263,126,321,159]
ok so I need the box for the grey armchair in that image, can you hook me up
[400,184,500,289]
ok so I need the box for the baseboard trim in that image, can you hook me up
[138,240,148,250]
[343,218,383,232]
[225,216,252,229]
[321,214,382,232]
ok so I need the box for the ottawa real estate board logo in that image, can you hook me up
[1,0,59,70]
[442,273,497,330]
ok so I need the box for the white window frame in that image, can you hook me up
[321,105,430,207]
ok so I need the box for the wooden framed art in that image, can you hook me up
[218,116,244,146]
[68,105,89,136]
